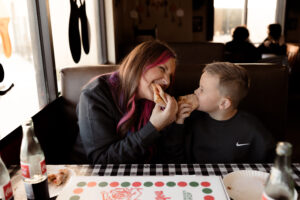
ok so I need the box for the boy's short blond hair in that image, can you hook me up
[203,62,250,108]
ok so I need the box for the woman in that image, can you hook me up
[74,40,178,164]
[258,23,286,55]
[225,26,260,62]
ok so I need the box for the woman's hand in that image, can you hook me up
[176,102,193,124]
[150,94,178,131]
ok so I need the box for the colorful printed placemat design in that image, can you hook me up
[56,175,230,200]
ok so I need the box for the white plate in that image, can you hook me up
[223,170,269,200]
[47,166,75,198]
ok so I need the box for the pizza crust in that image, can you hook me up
[151,83,167,107]
[178,93,199,110]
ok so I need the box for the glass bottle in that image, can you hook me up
[0,156,14,200]
[262,142,297,200]
[20,119,50,200]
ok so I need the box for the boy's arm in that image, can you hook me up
[176,102,193,124]
[159,102,196,163]
[159,122,187,163]
[159,102,192,163]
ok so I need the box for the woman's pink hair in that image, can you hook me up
[114,50,175,133]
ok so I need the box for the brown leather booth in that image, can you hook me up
[61,63,288,142]
[168,42,225,64]
[61,65,118,117]
[0,65,118,165]
[1,62,287,165]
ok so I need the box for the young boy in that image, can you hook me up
[175,62,275,163]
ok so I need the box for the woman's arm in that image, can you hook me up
[77,87,162,164]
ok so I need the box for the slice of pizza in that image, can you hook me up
[47,169,69,186]
[151,83,167,107]
[178,93,199,111]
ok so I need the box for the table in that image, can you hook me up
[8,163,300,199]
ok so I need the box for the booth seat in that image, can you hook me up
[0,63,288,165]
[168,42,225,64]
[119,42,225,65]
[60,65,118,119]
[61,63,287,141]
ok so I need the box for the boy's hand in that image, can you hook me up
[150,94,178,131]
[176,102,193,124]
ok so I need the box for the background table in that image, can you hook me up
[8,163,300,199]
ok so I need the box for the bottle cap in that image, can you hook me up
[276,142,292,156]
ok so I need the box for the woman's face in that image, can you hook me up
[137,58,176,101]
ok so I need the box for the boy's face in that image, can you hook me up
[194,71,222,113]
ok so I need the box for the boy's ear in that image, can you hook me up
[219,97,232,110]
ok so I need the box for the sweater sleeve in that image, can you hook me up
[159,123,186,163]
[77,85,161,164]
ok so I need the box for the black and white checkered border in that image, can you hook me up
[87,164,282,175]
[79,163,300,187]
[8,163,300,187]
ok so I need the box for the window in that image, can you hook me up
[0,0,107,139]
[0,0,38,138]
[213,0,284,45]
[0,0,55,139]
[247,0,278,44]
[213,0,245,43]
[48,0,107,92]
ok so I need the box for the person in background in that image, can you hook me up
[73,40,178,164]
[258,23,287,55]
[225,26,260,63]
[174,62,275,163]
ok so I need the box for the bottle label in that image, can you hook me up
[21,162,30,178]
[40,159,46,175]
[0,181,13,200]
[21,159,47,179]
